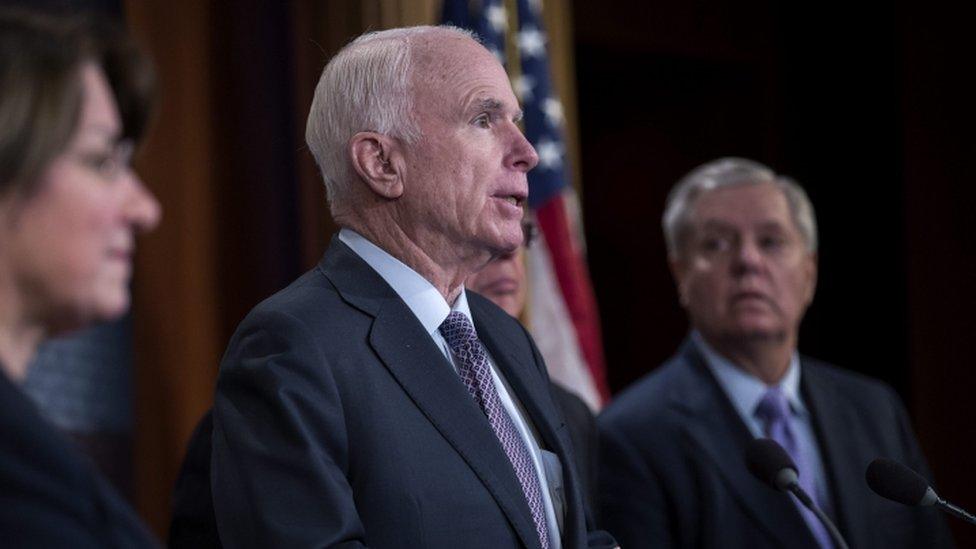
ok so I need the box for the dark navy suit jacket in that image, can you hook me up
[598,340,952,549]
[0,370,157,548]
[210,238,614,548]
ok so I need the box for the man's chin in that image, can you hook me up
[488,234,522,257]
[705,318,787,344]
[728,311,782,334]
[731,327,789,344]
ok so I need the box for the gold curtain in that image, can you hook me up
[126,2,223,534]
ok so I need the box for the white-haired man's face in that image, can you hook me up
[671,182,817,348]
[394,33,539,264]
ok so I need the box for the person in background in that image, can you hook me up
[466,218,600,516]
[0,8,161,547]
[598,157,952,549]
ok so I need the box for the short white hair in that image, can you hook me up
[662,157,818,256]
[304,25,476,215]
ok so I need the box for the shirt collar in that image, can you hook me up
[691,330,807,419]
[339,228,472,335]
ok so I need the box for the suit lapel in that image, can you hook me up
[671,342,819,549]
[802,361,870,549]
[473,304,558,451]
[320,239,542,549]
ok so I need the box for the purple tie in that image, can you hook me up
[754,388,833,548]
[439,311,550,549]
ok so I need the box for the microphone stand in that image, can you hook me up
[788,484,850,549]
[936,497,976,526]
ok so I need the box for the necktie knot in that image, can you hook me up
[439,311,478,351]
[754,387,792,425]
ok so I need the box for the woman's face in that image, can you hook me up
[0,62,160,333]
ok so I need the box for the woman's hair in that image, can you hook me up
[0,8,155,199]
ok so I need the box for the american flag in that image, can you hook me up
[443,0,609,409]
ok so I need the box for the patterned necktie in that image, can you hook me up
[754,388,833,549]
[439,311,550,549]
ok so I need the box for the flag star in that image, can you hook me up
[517,26,546,58]
[486,5,508,33]
[535,138,563,170]
[513,75,536,101]
[542,97,564,127]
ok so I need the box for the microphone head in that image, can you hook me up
[865,458,936,506]
[746,438,799,492]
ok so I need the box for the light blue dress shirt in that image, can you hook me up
[339,228,562,547]
[691,331,833,513]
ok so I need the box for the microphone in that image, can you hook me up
[866,458,976,526]
[745,438,850,549]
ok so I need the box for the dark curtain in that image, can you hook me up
[126,1,336,533]
[573,0,976,545]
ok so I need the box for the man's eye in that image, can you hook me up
[473,114,491,128]
[759,236,786,251]
[700,236,730,253]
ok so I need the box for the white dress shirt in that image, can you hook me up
[692,331,833,512]
[339,228,562,547]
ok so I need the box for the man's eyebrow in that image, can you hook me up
[470,98,523,120]
[467,97,504,118]
[474,98,503,112]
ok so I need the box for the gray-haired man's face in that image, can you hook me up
[392,33,539,264]
[671,182,817,348]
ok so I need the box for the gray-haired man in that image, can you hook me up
[205,25,614,549]
[598,158,951,549]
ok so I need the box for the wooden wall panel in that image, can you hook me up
[125,0,222,535]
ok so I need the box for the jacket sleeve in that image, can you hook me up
[211,308,368,548]
[886,386,955,549]
[597,418,677,549]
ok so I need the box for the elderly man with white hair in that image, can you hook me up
[598,158,952,549]
[206,26,615,549]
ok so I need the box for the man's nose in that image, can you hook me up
[506,127,539,172]
[731,239,763,275]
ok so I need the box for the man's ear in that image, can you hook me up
[349,132,403,199]
[803,251,818,306]
[668,253,690,308]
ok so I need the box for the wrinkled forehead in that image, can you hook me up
[691,182,795,229]
[409,31,503,92]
